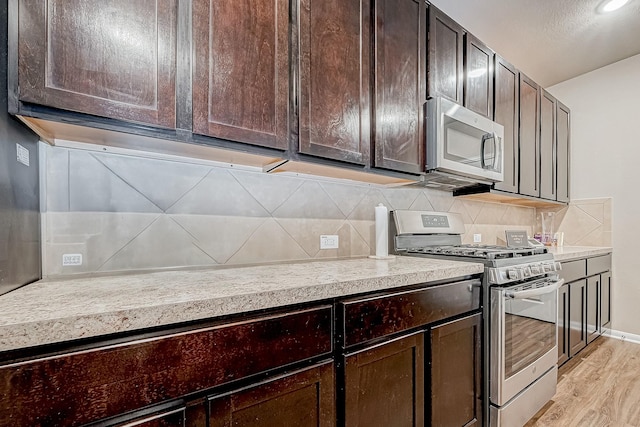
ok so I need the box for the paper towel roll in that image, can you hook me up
[375,203,389,257]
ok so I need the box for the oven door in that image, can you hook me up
[490,277,564,406]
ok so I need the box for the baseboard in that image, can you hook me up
[604,329,640,345]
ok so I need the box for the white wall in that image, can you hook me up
[549,53,640,336]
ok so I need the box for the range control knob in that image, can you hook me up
[508,269,518,280]
[530,264,542,275]
[521,266,531,277]
[543,263,553,273]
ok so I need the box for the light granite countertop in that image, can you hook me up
[548,246,613,262]
[0,257,483,352]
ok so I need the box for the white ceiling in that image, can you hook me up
[428,0,640,87]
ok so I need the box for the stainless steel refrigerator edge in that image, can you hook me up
[0,4,41,296]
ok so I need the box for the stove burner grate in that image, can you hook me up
[405,244,547,260]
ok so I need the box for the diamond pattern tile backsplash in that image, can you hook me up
[537,198,612,247]
[42,144,537,277]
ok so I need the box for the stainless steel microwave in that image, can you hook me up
[424,96,504,190]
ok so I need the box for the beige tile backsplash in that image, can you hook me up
[537,198,612,247]
[42,144,607,277]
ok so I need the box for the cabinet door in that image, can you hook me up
[192,0,289,149]
[298,0,370,164]
[540,89,557,200]
[344,333,424,427]
[556,101,571,202]
[587,276,600,344]
[209,362,334,427]
[430,313,482,427]
[558,284,570,365]
[493,55,519,193]
[17,0,177,129]
[428,6,464,104]
[601,271,612,332]
[569,280,587,357]
[519,74,540,197]
[373,0,426,174]
[464,34,494,119]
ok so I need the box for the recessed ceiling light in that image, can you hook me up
[601,0,629,12]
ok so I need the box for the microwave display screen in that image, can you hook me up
[421,214,449,228]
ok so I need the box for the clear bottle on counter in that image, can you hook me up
[540,212,555,246]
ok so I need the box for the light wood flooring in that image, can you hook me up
[525,337,640,427]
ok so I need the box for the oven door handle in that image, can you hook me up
[505,278,565,299]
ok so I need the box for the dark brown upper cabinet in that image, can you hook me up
[192,0,289,150]
[372,0,427,174]
[298,0,371,165]
[493,55,519,194]
[519,73,540,198]
[464,34,494,119]
[428,5,464,104]
[556,101,571,203]
[540,89,557,201]
[17,0,177,129]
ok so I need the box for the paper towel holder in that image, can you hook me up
[369,203,396,260]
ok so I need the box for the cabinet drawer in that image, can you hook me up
[0,306,332,427]
[340,280,481,347]
[560,259,586,283]
[587,254,612,276]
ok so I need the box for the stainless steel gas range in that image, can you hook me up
[390,210,563,427]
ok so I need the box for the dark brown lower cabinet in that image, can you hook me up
[1,279,486,427]
[0,306,332,427]
[430,313,482,427]
[601,271,612,332]
[344,333,425,427]
[557,283,570,365]
[209,362,335,427]
[586,276,600,344]
[559,254,613,366]
[569,279,587,357]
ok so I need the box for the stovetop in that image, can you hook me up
[405,244,547,260]
[391,210,559,283]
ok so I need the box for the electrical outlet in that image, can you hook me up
[62,254,83,266]
[473,234,482,243]
[320,235,339,249]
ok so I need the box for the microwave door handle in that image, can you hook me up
[492,135,500,170]
[481,133,497,170]
[505,278,565,299]
[481,133,489,169]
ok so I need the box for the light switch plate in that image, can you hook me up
[473,234,482,243]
